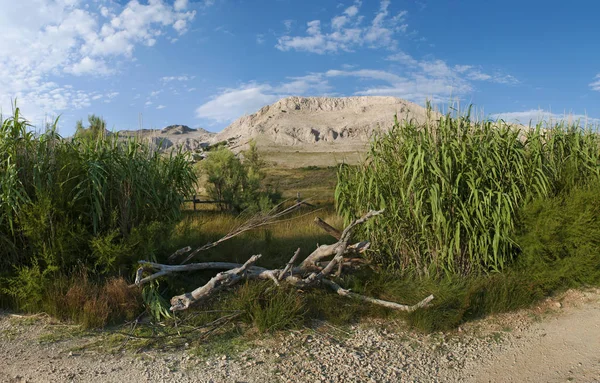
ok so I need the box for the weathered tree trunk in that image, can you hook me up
[134,209,434,313]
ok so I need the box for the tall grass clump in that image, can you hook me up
[336,107,600,277]
[0,105,196,320]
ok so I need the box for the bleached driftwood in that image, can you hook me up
[170,254,262,311]
[135,209,434,313]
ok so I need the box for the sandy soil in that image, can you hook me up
[1,288,598,383]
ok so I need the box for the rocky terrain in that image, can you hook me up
[1,288,599,382]
[118,125,216,152]
[215,96,434,152]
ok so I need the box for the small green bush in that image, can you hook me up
[229,281,306,332]
[202,142,279,213]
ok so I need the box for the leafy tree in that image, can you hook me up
[202,144,278,212]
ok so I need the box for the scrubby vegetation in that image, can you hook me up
[201,141,280,212]
[2,102,599,341]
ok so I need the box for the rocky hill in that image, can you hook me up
[114,97,434,159]
[215,96,434,152]
[118,125,215,152]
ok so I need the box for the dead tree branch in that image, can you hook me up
[313,217,341,239]
[321,279,435,312]
[174,200,313,264]
[135,209,433,313]
[170,254,262,311]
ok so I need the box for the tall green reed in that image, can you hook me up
[336,107,600,277]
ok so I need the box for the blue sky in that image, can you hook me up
[2,0,600,136]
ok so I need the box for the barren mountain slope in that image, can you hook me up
[215,96,434,152]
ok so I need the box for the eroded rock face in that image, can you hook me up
[214,96,434,151]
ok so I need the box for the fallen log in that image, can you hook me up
[135,209,434,313]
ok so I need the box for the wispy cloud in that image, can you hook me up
[156,104,166,110]
[276,0,408,54]
[590,74,600,91]
[161,75,194,83]
[325,51,519,103]
[196,75,332,123]
[491,109,600,126]
[0,0,196,121]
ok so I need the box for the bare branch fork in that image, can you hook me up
[135,209,434,313]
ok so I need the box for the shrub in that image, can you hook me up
[336,109,600,276]
[202,142,279,212]
[0,105,195,322]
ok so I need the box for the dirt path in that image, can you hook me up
[468,293,600,383]
[1,289,599,383]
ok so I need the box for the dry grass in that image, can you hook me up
[55,275,142,328]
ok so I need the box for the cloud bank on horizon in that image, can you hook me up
[1,0,599,135]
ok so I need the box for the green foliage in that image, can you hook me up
[0,105,195,323]
[74,114,107,141]
[142,282,173,321]
[514,181,600,288]
[336,108,600,276]
[202,143,279,212]
[228,281,306,332]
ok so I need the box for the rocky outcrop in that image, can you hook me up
[118,125,215,152]
[215,96,434,151]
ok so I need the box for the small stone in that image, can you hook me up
[221,355,227,360]
[554,302,562,308]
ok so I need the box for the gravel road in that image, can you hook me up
[1,288,598,383]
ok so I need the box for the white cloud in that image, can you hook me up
[174,0,188,11]
[66,56,113,76]
[256,34,265,44]
[276,0,407,54]
[283,19,294,32]
[491,109,600,126]
[344,5,359,17]
[161,75,193,82]
[156,104,166,109]
[196,84,280,123]
[145,101,153,106]
[325,52,518,103]
[0,0,197,123]
[103,91,119,103]
[590,74,600,91]
[196,75,332,123]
